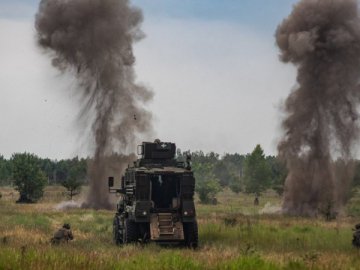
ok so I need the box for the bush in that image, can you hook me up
[196,178,221,204]
[11,153,47,203]
[229,174,242,194]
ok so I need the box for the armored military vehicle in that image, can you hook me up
[108,140,198,248]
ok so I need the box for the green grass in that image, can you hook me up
[0,186,360,269]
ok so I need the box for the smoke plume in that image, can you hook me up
[35,0,153,209]
[276,0,360,216]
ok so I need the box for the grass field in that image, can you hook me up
[1,186,360,270]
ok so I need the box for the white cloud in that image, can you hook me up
[0,17,296,158]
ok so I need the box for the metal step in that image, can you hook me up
[157,213,175,235]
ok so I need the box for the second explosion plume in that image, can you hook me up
[276,0,360,215]
[35,0,153,209]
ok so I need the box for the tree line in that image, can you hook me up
[0,154,87,186]
[2,145,360,204]
[177,145,287,204]
[0,153,87,202]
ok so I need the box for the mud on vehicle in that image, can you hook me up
[108,140,198,248]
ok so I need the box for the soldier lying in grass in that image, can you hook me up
[51,223,74,245]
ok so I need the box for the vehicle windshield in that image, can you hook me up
[150,174,180,209]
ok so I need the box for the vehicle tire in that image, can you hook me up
[124,219,139,243]
[183,221,198,249]
[353,234,360,248]
[113,215,123,245]
[138,223,150,243]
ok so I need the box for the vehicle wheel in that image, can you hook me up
[113,215,123,245]
[353,235,360,248]
[124,219,139,243]
[183,221,198,249]
[138,223,150,243]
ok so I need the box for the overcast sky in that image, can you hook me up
[0,0,298,159]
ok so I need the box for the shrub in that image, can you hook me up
[196,178,221,204]
[11,153,47,203]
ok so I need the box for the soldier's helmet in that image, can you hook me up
[355,223,360,230]
[154,139,161,144]
[63,223,71,230]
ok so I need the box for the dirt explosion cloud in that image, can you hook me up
[276,0,360,216]
[35,0,153,209]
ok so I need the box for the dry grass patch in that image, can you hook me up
[0,187,360,269]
